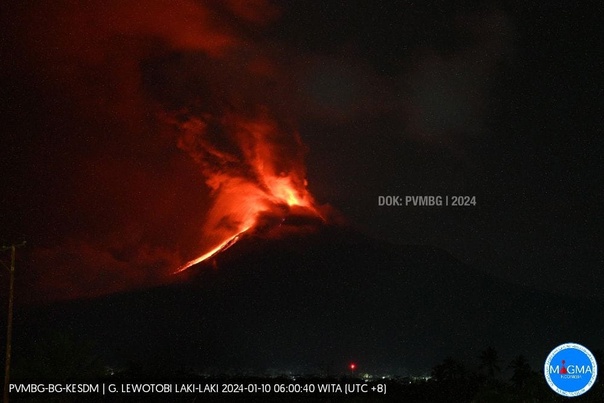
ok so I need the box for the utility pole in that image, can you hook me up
[2,241,25,403]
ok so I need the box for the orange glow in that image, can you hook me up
[175,226,251,273]
[173,111,322,274]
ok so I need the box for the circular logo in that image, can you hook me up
[544,343,598,397]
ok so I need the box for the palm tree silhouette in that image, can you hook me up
[479,346,500,379]
[509,354,531,389]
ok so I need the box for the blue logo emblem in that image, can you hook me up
[544,343,598,397]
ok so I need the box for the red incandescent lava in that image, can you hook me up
[173,112,323,274]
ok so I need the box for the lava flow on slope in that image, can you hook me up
[171,111,325,274]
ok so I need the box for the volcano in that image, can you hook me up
[12,223,604,375]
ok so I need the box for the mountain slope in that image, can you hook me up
[12,225,603,375]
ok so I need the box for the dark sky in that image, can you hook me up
[0,1,602,301]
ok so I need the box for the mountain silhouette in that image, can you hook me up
[11,224,603,375]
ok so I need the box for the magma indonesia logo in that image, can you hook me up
[544,343,598,397]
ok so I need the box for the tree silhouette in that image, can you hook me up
[431,357,466,382]
[478,346,500,379]
[509,355,531,389]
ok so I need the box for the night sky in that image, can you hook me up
[0,0,602,305]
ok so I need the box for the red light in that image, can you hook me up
[349,363,356,370]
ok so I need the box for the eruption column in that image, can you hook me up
[173,112,321,273]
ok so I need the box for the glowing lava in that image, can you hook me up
[174,226,251,274]
[173,112,322,274]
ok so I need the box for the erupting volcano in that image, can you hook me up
[172,111,323,274]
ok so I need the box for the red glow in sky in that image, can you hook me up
[172,112,323,273]
[0,0,322,301]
